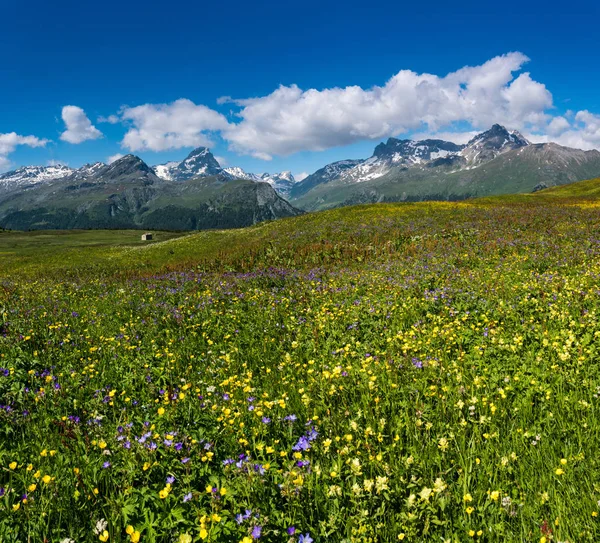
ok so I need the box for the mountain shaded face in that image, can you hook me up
[104,155,153,176]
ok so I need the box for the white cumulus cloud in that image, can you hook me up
[550,111,600,150]
[0,132,49,172]
[295,172,309,181]
[546,116,571,136]
[60,106,103,144]
[222,52,553,158]
[98,114,120,124]
[103,52,600,159]
[119,99,230,152]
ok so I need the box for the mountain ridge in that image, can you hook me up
[0,148,300,198]
[289,125,600,210]
[3,124,600,217]
[0,154,302,231]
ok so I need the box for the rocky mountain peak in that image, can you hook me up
[108,155,151,172]
[262,171,296,183]
[97,155,159,183]
[153,147,223,181]
[462,124,529,165]
[466,124,529,150]
[373,138,464,164]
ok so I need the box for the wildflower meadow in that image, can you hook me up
[2,195,600,542]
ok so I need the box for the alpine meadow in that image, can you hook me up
[3,182,600,542]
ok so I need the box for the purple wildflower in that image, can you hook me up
[292,436,310,451]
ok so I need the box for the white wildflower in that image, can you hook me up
[94,519,108,535]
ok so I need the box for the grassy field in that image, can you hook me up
[0,230,187,277]
[2,182,600,542]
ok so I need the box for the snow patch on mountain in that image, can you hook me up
[223,167,262,182]
[0,164,74,189]
[153,162,179,181]
[70,162,106,181]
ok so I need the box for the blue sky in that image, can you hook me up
[1,0,599,176]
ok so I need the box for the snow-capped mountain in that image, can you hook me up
[223,168,297,196]
[0,152,302,232]
[461,124,529,166]
[290,124,600,211]
[258,172,296,196]
[151,148,299,197]
[70,162,106,180]
[289,159,364,199]
[298,124,531,188]
[152,147,223,181]
[0,164,74,190]
[374,138,464,165]
[313,159,366,181]
[0,162,115,193]
[332,139,464,184]
[266,171,294,183]
[223,167,262,182]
